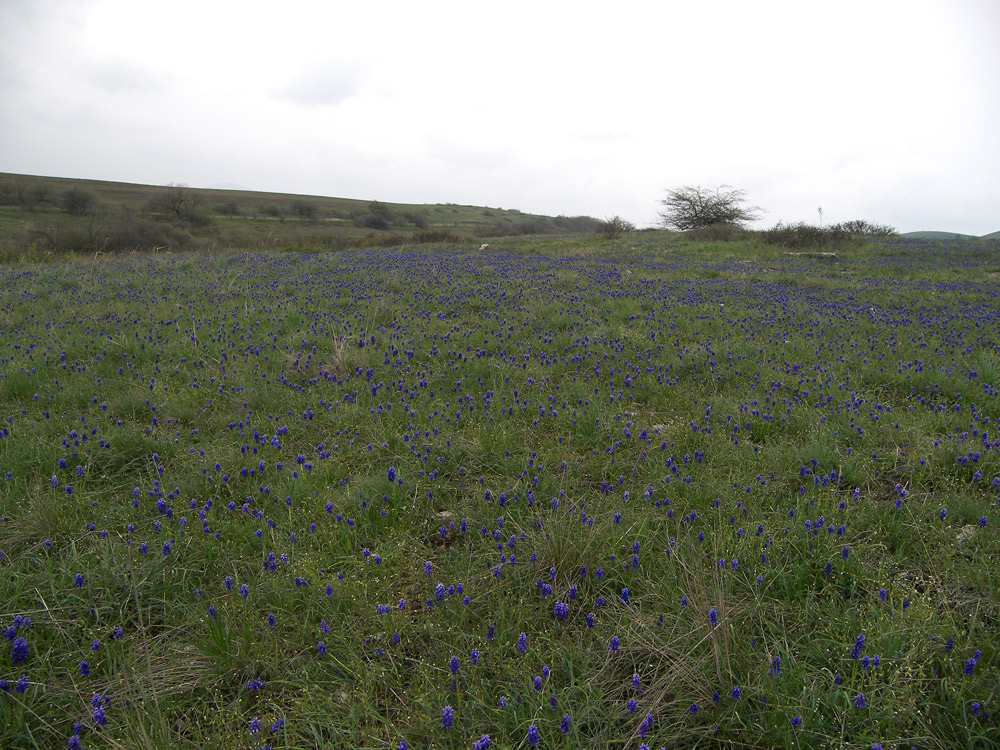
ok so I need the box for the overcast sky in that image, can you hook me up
[2,0,998,234]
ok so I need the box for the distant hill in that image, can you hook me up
[0,172,592,230]
[982,230,1000,240]
[0,172,602,256]
[902,231,979,240]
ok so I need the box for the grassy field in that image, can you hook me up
[0,235,998,749]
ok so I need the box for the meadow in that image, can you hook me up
[0,236,998,749]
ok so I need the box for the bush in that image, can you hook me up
[291,201,318,221]
[403,210,430,229]
[101,215,194,253]
[215,201,241,216]
[61,188,98,217]
[554,215,601,233]
[363,214,391,231]
[758,222,851,249]
[828,219,897,236]
[596,216,636,240]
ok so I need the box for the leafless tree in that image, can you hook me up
[657,185,763,231]
[596,215,636,239]
[154,183,200,220]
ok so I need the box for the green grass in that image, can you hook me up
[0,236,998,748]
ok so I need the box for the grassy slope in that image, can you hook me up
[0,173,591,258]
[0,172,551,227]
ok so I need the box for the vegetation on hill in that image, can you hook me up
[0,173,601,258]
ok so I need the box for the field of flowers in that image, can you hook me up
[0,238,998,749]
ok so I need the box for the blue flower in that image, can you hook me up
[609,635,620,651]
[855,693,867,708]
[526,725,540,746]
[851,634,865,660]
[790,715,802,726]
[450,656,459,675]
[472,735,491,750]
[560,713,571,733]
[709,608,718,627]
[638,713,653,736]
[769,656,781,675]
[91,693,107,725]
[731,686,741,700]
[11,636,28,664]
[553,600,569,620]
[74,573,84,587]
[689,702,698,714]
[441,705,454,728]
[517,632,528,655]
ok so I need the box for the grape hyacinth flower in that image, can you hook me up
[441,705,455,728]
[11,636,28,664]
[561,713,571,733]
[517,632,528,654]
[526,725,540,746]
[638,713,654,737]
[709,608,718,627]
[553,600,569,620]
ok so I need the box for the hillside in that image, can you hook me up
[0,172,600,256]
[902,230,979,240]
